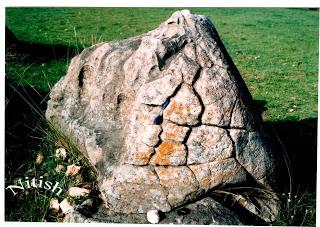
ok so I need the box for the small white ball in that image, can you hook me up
[147,209,160,224]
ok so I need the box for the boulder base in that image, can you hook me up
[64,197,243,225]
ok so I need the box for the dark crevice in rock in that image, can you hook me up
[182,127,192,144]
[165,119,191,127]
[225,129,237,159]
[115,93,128,113]
[158,36,188,71]
[148,166,160,182]
[152,126,163,148]
[156,52,165,70]
[191,64,202,86]
[191,77,205,126]
[182,128,192,164]
[152,115,163,125]
[127,161,153,167]
[151,82,182,125]
[161,82,183,109]
[146,126,162,164]
[78,67,85,88]
[183,145,189,167]
[116,93,126,105]
[202,123,247,130]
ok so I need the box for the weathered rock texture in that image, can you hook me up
[64,197,243,225]
[46,10,279,222]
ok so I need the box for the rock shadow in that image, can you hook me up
[266,118,317,192]
[6,26,82,64]
[254,99,317,192]
[5,77,48,179]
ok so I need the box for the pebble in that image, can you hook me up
[35,153,44,164]
[68,187,90,197]
[147,209,160,224]
[55,147,67,160]
[55,164,65,173]
[175,216,183,224]
[65,164,81,176]
[59,198,73,214]
[49,198,60,212]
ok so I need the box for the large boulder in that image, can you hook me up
[46,10,279,222]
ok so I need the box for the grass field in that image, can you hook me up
[5,8,318,224]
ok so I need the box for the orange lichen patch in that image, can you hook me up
[163,84,202,125]
[125,141,154,165]
[164,100,197,124]
[163,131,176,140]
[161,121,190,142]
[164,101,188,122]
[134,150,154,164]
[149,140,186,165]
[158,141,178,155]
[146,171,156,178]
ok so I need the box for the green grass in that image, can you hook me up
[5,8,318,224]
[5,111,97,222]
[273,191,317,226]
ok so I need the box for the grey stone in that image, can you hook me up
[194,67,237,126]
[189,158,248,191]
[47,9,279,223]
[187,125,233,164]
[229,128,277,188]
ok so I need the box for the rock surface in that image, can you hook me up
[46,10,279,223]
[64,197,243,225]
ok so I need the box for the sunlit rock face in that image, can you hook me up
[46,10,279,222]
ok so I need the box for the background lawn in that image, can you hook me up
[5,8,318,224]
